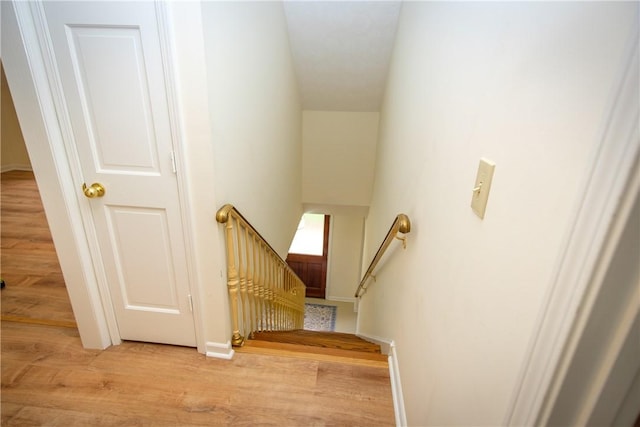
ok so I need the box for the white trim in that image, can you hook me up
[8,0,114,348]
[0,164,33,172]
[205,341,235,360]
[356,333,407,426]
[155,1,204,354]
[504,25,639,426]
[543,156,640,425]
[388,342,407,427]
[324,296,356,304]
[324,213,335,300]
[356,331,392,354]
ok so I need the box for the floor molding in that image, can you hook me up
[358,332,407,426]
[205,340,235,360]
[356,331,392,354]
[388,342,407,427]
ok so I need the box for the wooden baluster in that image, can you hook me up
[245,226,255,338]
[268,254,275,330]
[258,243,267,331]
[284,268,288,329]
[294,273,299,329]
[264,252,270,331]
[253,236,262,331]
[236,222,248,339]
[277,265,284,331]
[292,273,298,329]
[279,265,284,329]
[297,274,304,329]
[260,242,268,331]
[224,215,244,347]
[273,269,278,330]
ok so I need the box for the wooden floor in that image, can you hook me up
[1,171,395,426]
[1,170,76,327]
[2,321,395,426]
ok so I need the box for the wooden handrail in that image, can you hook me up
[216,204,306,346]
[355,214,411,298]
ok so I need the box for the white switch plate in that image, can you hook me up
[471,158,495,219]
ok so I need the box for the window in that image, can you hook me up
[288,213,326,256]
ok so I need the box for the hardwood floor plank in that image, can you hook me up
[1,171,76,325]
[1,405,191,427]
[1,322,94,367]
[2,322,395,425]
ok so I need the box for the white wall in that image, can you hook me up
[326,214,364,302]
[357,2,639,425]
[302,110,378,209]
[202,2,303,258]
[1,62,31,171]
[166,2,229,354]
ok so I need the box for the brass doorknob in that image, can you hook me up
[82,182,105,198]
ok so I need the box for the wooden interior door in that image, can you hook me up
[286,215,330,299]
[41,2,196,347]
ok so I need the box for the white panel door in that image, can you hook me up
[42,2,196,346]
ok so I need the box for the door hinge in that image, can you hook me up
[188,294,193,312]
[170,151,177,174]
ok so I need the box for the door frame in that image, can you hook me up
[3,1,204,350]
[286,214,330,299]
[504,26,639,425]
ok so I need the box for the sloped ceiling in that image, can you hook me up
[283,1,401,112]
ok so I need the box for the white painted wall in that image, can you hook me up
[1,62,31,171]
[201,2,303,258]
[326,214,363,302]
[302,111,378,209]
[166,2,229,354]
[356,2,639,425]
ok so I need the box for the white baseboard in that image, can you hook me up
[205,341,235,360]
[356,331,392,354]
[1,164,33,173]
[325,295,356,304]
[356,333,407,426]
[388,342,408,427]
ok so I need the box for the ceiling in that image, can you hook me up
[283,1,402,112]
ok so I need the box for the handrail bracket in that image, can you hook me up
[395,235,408,249]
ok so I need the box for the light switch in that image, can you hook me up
[471,158,495,219]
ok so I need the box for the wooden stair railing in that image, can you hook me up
[216,204,306,347]
[355,214,411,298]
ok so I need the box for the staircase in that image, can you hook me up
[236,330,388,367]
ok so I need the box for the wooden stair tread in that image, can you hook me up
[239,330,387,367]
[250,329,382,353]
[238,339,388,368]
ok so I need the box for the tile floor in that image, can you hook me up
[304,297,357,334]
